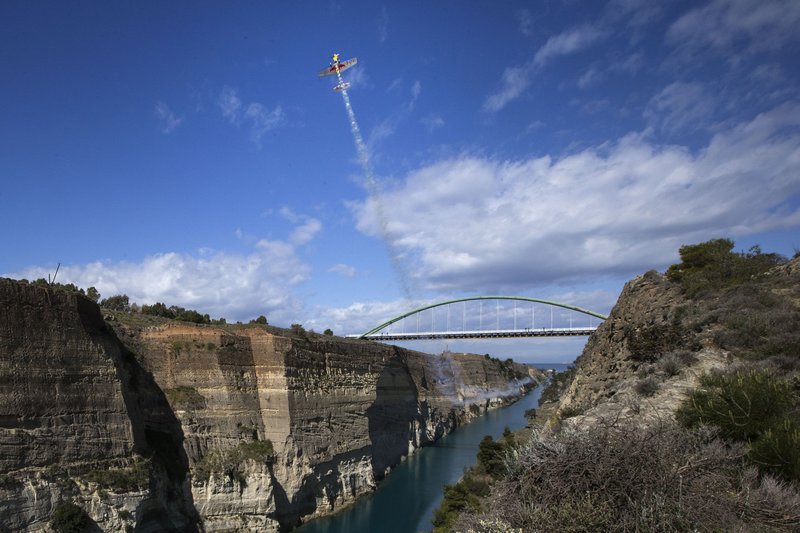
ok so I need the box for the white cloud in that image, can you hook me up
[386,78,402,92]
[289,217,322,246]
[343,65,368,89]
[7,211,329,324]
[304,298,420,336]
[411,80,421,101]
[668,0,800,54]
[422,114,445,132]
[610,51,644,74]
[154,101,183,133]
[377,7,389,43]
[484,24,604,112]
[533,24,605,67]
[244,102,284,148]
[484,65,532,113]
[606,0,664,28]
[577,66,602,89]
[351,104,800,292]
[218,86,283,148]
[9,246,309,325]
[218,86,242,123]
[644,81,715,135]
[328,263,356,278]
[518,9,534,36]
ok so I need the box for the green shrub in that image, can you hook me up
[677,370,800,482]
[748,418,800,482]
[238,439,274,459]
[85,457,149,492]
[432,481,481,532]
[665,239,785,297]
[634,376,660,397]
[658,353,684,377]
[558,404,585,419]
[477,435,508,478]
[100,294,130,312]
[193,439,274,483]
[676,370,795,441]
[50,502,88,533]
[165,386,206,410]
[461,472,491,497]
[141,302,175,319]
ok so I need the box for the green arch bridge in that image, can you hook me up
[350,296,609,341]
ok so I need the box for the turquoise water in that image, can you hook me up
[295,382,545,533]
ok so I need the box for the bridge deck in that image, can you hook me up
[348,326,598,341]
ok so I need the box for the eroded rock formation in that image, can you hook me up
[0,278,539,531]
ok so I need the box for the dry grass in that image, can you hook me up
[454,421,800,532]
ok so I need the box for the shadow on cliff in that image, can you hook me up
[76,297,200,532]
[366,353,422,479]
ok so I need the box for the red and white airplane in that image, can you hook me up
[319,53,357,91]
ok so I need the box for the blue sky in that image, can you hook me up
[3,1,799,362]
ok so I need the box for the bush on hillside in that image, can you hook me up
[100,294,130,312]
[677,370,795,442]
[454,421,800,532]
[634,375,660,397]
[677,369,800,482]
[665,239,785,297]
[50,502,88,533]
[432,481,482,532]
[477,435,509,478]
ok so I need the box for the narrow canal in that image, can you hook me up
[296,381,546,533]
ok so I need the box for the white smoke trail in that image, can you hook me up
[335,67,414,300]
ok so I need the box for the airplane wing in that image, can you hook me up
[318,58,358,77]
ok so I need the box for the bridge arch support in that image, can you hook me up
[359,296,609,338]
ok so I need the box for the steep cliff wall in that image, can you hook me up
[0,277,538,532]
[0,278,197,532]
[111,320,537,530]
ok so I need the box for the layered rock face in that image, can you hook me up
[0,278,197,532]
[112,322,535,530]
[0,277,537,531]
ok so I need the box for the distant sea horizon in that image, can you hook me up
[529,362,573,373]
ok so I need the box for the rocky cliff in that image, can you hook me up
[557,255,800,425]
[0,278,197,532]
[446,252,800,532]
[0,278,539,532]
